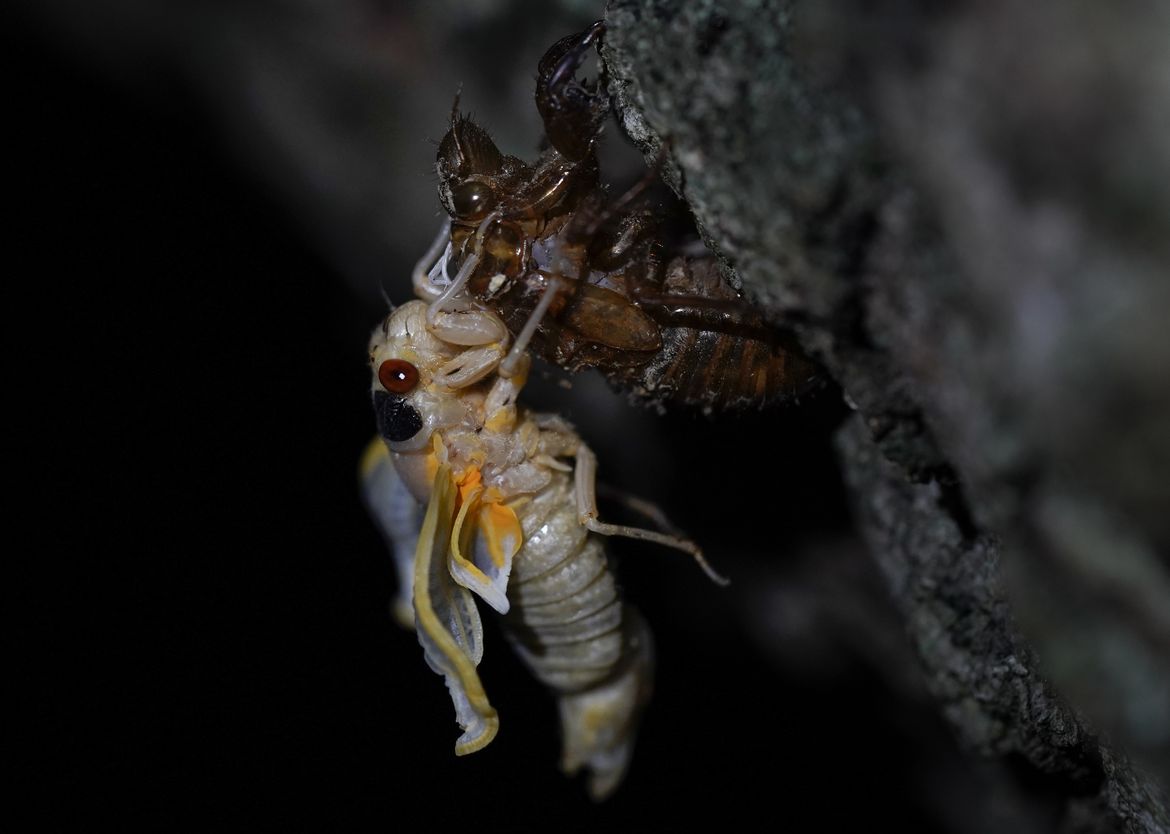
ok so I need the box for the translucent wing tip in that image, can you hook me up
[455,712,500,756]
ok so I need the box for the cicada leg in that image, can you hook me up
[411,219,452,303]
[495,148,671,378]
[483,351,531,432]
[433,343,508,389]
[498,273,564,378]
[417,213,516,349]
[426,211,500,322]
[595,482,686,538]
[535,20,607,162]
[572,443,730,586]
[569,141,672,250]
[625,289,782,340]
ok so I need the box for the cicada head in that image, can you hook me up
[369,302,474,450]
[436,102,527,226]
[368,301,512,497]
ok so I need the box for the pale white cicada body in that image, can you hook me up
[359,299,725,799]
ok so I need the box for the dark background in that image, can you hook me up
[14,4,1045,830]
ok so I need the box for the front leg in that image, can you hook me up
[483,351,531,432]
[535,21,607,162]
[499,273,565,378]
[572,442,730,586]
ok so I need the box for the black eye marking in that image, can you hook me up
[374,390,423,442]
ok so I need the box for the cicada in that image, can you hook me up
[414,21,820,413]
[360,299,724,798]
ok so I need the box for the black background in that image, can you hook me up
[13,7,990,831]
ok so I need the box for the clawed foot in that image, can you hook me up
[536,20,608,162]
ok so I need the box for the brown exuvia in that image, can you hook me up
[421,21,819,413]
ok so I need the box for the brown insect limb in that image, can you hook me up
[495,146,671,374]
[535,20,607,162]
[576,140,673,245]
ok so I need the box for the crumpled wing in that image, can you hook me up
[358,437,422,628]
[413,464,499,755]
[448,477,522,615]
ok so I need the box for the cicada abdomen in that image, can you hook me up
[620,255,821,413]
[500,473,653,797]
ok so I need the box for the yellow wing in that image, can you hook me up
[412,464,499,755]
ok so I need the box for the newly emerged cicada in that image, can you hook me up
[360,300,724,798]
[413,21,820,413]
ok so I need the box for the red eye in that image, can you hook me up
[378,359,419,394]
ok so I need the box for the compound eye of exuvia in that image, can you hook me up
[451,181,496,221]
[379,359,419,394]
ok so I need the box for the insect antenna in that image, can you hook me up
[449,88,462,128]
[379,282,396,312]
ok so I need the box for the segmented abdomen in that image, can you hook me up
[502,473,652,797]
[503,475,628,691]
[637,325,818,412]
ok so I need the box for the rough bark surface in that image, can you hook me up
[603,1,1170,830]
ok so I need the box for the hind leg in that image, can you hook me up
[572,443,730,586]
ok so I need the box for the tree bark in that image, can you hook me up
[602,1,1170,830]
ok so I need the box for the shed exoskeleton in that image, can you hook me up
[415,21,820,413]
[360,300,724,798]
